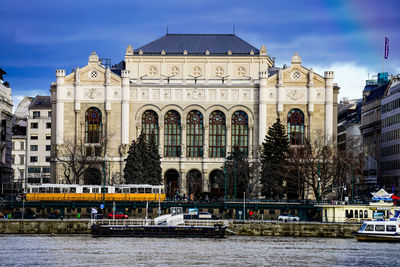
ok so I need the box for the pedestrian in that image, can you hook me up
[77,213,81,219]
[249,210,254,219]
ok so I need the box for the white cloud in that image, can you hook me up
[12,89,48,113]
[313,62,374,101]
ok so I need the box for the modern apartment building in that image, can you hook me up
[27,96,51,184]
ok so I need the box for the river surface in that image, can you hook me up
[1,235,400,266]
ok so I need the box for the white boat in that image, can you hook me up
[354,210,400,242]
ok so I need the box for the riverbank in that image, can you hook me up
[0,219,361,238]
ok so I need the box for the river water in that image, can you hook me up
[1,235,400,266]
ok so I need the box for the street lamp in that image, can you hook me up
[317,162,321,203]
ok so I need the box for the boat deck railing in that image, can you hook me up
[90,219,227,227]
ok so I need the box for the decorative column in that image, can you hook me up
[226,124,232,154]
[203,124,209,158]
[181,122,186,158]
[55,69,65,145]
[73,68,81,144]
[121,70,130,145]
[202,170,209,193]
[324,71,334,145]
[159,120,164,157]
[258,69,268,145]
[277,68,284,117]
[307,68,314,141]
[180,169,187,196]
[248,123,254,159]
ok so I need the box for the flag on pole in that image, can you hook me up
[384,37,389,59]
[91,207,98,214]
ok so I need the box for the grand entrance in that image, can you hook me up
[164,169,179,199]
[186,169,203,199]
[83,168,102,185]
[209,169,225,199]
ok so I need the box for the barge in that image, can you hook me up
[90,207,227,238]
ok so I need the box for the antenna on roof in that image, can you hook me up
[233,25,235,35]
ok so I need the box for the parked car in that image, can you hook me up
[107,211,128,219]
[278,214,300,222]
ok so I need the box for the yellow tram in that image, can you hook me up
[26,184,166,202]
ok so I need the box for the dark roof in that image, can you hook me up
[12,125,26,136]
[29,95,51,110]
[110,60,125,76]
[135,34,259,55]
[365,82,389,104]
[389,83,400,95]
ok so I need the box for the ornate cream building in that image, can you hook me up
[51,34,339,197]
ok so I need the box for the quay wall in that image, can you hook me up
[0,220,360,238]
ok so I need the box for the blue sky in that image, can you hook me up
[1,0,399,109]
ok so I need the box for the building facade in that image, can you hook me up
[381,75,400,192]
[27,96,52,184]
[51,34,339,196]
[0,67,13,195]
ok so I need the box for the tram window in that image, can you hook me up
[46,188,53,193]
[70,187,76,193]
[365,225,374,231]
[83,187,90,193]
[161,188,165,194]
[355,210,358,218]
[123,188,129,193]
[364,210,368,218]
[54,188,61,193]
[152,188,158,193]
[92,188,99,193]
[130,188,137,193]
[115,188,122,193]
[375,225,385,232]
[145,188,152,193]
[359,210,363,219]
[138,188,145,193]
[33,188,39,193]
[386,225,396,232]
[39,188,45,193]
[101,188,108,193]
[62,188,68,193]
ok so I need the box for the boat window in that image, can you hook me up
[83,187,90,193]
[355,210,358,218]
[92,188,99,193]
[359,210,363,219]
[360,223,367,231]
[46,188,52,193]
[375,225,385,232]
[123,188,129,193]
[70,187,76,193]
[54,188,61,193]
[364,210,368,218]
[386,225,396,232]
[145,188,152,193]
[115,188,122,193]
[365,225,374,231]
[39,188,45,193]
[130,188,137,193]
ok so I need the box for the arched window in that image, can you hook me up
[186,110,203,157]
[85,107,102,143]
[231,111,248,154]
[142,110,159,144]
[209,111,226,157]
[164,110,181,157]
[287,109,304,145]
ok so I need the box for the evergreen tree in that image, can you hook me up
[137,132,148,183]
[147,132,162,185]
[223,147,251,199]
[123,139,144,184]
[260,118,290,199]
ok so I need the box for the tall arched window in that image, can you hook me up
[287,109,304,145]
[142,110,159,144]
[209,111,226,157]
[164,110,181,157]
[85,107,102,143]
[231,111,248,154]
[186,110,203,157]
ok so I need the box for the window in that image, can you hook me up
[355,210,358,218]
[42,167,50,173]
[142,110,158,144]
[164,110,181,157]
[45,156,51,162]
[46,122,51,129]
[375,225,385,232]
[365,225,374,231]
[30,145,38,151]
[386,225,396,232]
[186,110,203,157]
[28,167,41,173]
[30,156,38,163]
[48,111,52,117]
[46,145,51,151]
[231,111,248,154]
[30,135,38,140]
[31,123,38,129]
[359,210,363,219]
[19,155,24,164]
[12,156,15,164]
[85,107,102,143]
[46,135,51,140]
[12,142,15,150]
[364,210,368,218]
[287,109,305,145]
[209,111,226,158]
[20,141,24,150]
[33,111,40,118]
